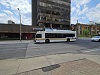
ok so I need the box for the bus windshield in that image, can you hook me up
[36,34,42,38]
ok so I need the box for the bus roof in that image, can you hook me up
[37,30,76,34]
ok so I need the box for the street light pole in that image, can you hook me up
[76,18,82,39]
[76,20,78,39]
[17,8,22,41]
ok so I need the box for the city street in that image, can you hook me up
[0,38,100,60]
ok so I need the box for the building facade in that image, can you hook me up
[72,24,100,36]
[32,0,71,29]
[0,23,44,40]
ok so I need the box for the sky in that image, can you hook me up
[71,0,100,24]
[0,0,100,25]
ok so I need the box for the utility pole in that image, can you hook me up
[95,23,97,35]
[17,8,22,41]
[76,18,82,39]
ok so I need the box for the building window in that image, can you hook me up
[41,16,46,20]
[39,2,47,7]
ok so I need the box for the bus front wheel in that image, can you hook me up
[67,39,70,42]
[45,39,50,43]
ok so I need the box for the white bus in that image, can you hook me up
[34,30,77,43]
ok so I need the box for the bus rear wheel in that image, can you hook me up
[67,39,70,42]
[45,39,50,43]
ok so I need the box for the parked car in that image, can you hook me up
[91,36,100,42]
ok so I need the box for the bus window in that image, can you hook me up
[36,34,42,38]
[67,34,75,37]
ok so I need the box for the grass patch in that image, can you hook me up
[78,35,92,38]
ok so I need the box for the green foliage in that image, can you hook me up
[79,35,91,38]
[83,29,90,37]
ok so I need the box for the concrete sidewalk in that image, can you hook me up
[0,40,33,44]
[0,54,100,75]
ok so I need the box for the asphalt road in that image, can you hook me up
[0,43,28,60]
[0,38,100,60]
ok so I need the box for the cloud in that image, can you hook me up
[71,0,91,24]
[0,12,19,23]
[78,5,89,15]
[71,17,78,24]
[0,0,32,25]
[86,3,100,23]
[3,10,13,15]
[0,13,7,17]
[72,0,91,6]
[72,0,91,15]
[22,16,32,25]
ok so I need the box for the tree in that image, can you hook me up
[83,29,90,37]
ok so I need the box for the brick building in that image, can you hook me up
[0,23,44,40]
